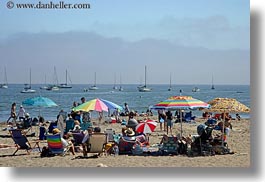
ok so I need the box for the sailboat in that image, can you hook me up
[113,73,118,90]
[40,74,48,90]
[58,69,72,88]
[138,65,152,92]
[21,68,36,93]
[89,72,98,90]
[118,74,123,91]
[46,67,59,91]
[168,73,172,91]
[0,67,8,89]
[211,74,215,90]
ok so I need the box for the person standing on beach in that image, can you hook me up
[166,110,173,135]
[6,102,17,124]
[18,105,26,121]
[158,109,166,131]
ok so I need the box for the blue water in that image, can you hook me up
[0,84,250,122]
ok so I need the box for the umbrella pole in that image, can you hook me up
[222,111,225,148]
[180,109,183,138]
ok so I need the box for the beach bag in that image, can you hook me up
[160,118,164,123]
[40,146,54,158]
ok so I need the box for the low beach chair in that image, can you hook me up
[159,135,178,155]
[46,134,70,156]
[72,132,85,146]
[9,129,40,156]
[104,128,115,143]
[85,133,107,156]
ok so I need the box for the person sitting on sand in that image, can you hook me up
[52,128,75,156]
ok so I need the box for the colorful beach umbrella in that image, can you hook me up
[135,119,157,134]
[200,97,250,147]
[151,96,210,110]
[99,99,123,111]
[150,96,210,137]
[72,98,108,112]
[22,96,58,107]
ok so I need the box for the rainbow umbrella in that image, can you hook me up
[150,96,210,137]
[99,99,123,111]
[72,98,108,112]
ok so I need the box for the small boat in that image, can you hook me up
[58,69,72,88]
[113,73,118,90]
[0,67,8,89]
[40,75,48,90]
[192,87,200,92]
[168,73,172,91]
[46,85,60,91]
[211,74,215,90]
[21,84,36,93]
[88,72,98,90]
[21,69,36,93]
[138,66,152,92]
[118,74,123,91]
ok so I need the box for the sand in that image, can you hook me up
[0,116,250,167]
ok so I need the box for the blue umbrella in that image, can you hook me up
[99,99,123,111]
[22,96,58,117]
[22,96,58,107]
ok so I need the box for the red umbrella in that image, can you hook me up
[135,120,157,134]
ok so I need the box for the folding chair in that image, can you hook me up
[46,134,70,156]
[9,129,40,156]
[86,133,107,156]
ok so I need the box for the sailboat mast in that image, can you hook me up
[4,66,8,85]
[66,69,68,85]
[94,72,96,86]
[30,68,32,88]
[144,65,147,87]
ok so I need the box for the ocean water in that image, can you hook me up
[0,84,250,122]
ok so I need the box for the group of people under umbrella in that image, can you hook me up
[12,94,250,156]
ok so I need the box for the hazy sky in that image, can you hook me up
[0,0,250,85]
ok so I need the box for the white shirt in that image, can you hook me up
[18,108,25,118]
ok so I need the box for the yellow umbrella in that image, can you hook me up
[203,97,250,113]
[202,97,250,148]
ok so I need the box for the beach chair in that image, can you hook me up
[80,122,92,131]
[46,134,70,156]
[104,128,115,143]
[65,119,75,133]
[86,133,107,156]
[9,129,41,156]
[72,132,85,146]
[159,135,178,155]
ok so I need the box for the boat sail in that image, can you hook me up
[89,72,98,90]
[58,69,72,88]
[211,74,215,90]
[21,68,36,93]
[168,73,172,91]
[138,65,151,92]
[0,67,8,89]
[46,67,59,91]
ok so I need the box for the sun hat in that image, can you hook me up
[25,113,30,117]
[20,105,23,108]
[125,128,135,137]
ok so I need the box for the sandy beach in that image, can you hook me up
[0,116,250,167]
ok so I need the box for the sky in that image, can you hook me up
[0,0,250,85]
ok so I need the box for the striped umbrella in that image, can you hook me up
[151,96,210,110]
[150,96,210,137]
[99,99,123,111]
[72,98,108,112]
[135,119,157,134]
